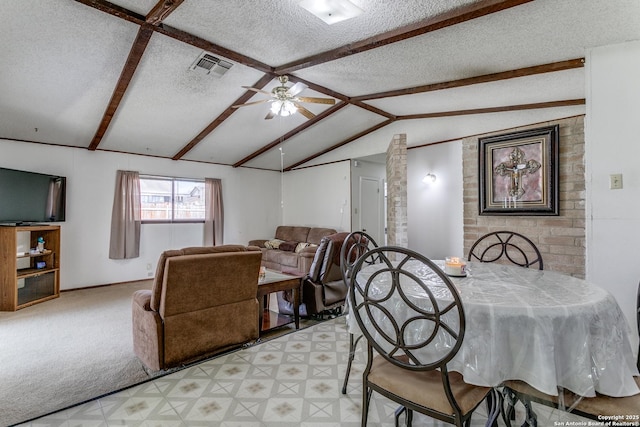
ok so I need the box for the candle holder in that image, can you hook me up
[444,257,467,277]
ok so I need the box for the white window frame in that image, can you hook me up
[139,175,205,224]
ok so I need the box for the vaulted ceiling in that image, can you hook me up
[2,0,639,171]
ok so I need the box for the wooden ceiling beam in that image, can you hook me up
[74,0,146,25]
[286,75,395,119]
[88,25,154,151]
[354,58,585,101]
[146,0,184,25]
[232,103,348,168]
[284,98,584,170]
[172,74,276,160]
[397,99,585,120]
[275,0,534,75]
[74,0,273,73]
[284,119,395,171]
[154,25,273,74]
[76,0,581,169]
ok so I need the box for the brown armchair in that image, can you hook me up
[132,245,262,371]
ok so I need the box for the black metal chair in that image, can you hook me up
[339,231,380,394]
[349,246,492,427]
[467,231,543,270]
[502,280,640,426]
[468,231,543,424]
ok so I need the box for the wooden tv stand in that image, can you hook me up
[0,225,61,311]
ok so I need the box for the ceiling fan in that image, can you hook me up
[232,75,336,120]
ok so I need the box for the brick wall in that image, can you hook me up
[386,134,408,248]
[462,116,585,277]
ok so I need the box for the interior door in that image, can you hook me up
[359,176,381,245]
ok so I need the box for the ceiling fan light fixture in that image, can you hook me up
[298,0,363,25]
[271,100,298,117]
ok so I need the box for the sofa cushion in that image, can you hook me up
[279,251,300,269]
[279,240,298,252]
[295,242,311,253]
[275,226,311,242]
[264,238,284,249]
[262,249,282,264]
[308,227,338,245]
[308,237,331,282]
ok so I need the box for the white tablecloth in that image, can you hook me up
[350,260,639,398]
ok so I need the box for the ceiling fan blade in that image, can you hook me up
[231,99,270,108]
[293,103,316,120]
[296,96,336,105]
[241,86,272,96]
[264,110,276,120]
[287,82,307,97]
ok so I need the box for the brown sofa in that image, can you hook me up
[249,225,337,274]
[132,244,262,371]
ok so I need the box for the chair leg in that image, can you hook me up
[485,388,501,427]
[341,333,363,394]
[521,397,538,427]
[394,406,406,427]
[501,387,518,427]
[362,387,372,426]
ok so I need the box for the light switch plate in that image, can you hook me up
[609,174,623,189]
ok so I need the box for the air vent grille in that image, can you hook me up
[190,53,233,77]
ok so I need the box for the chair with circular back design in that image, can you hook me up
[339,231,381,394]
[349,246,492,427]
[467,231,543,270]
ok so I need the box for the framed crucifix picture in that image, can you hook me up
[478,125,559,216]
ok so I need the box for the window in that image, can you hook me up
[139,175,205,222]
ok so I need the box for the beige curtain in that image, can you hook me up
[204,178,223,246]
[109,170,141,259]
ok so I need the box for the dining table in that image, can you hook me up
[349,260,640,398]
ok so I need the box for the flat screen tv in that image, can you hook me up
[0,167,66,224]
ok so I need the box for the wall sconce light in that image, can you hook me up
[422,173,437,183]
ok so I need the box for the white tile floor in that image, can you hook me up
[17,317,590,427]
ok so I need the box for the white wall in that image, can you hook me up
[407,142,464,258]
[586,40,640,345]
[0,139,281,289]
[282,161,351,232]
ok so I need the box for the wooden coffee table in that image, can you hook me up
[257,269,302,335]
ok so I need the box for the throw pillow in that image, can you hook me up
[294,242,310,253]
[264,238,284,249]
[279,241,298,252]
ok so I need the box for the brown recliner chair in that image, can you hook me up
[301,232,350,316]
[132,245,262,371]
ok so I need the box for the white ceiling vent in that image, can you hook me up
[190,52,233,77]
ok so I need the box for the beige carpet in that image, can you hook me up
[0,281,322,426]
[0,281,153,427]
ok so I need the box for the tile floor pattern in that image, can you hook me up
[19,317,587,427]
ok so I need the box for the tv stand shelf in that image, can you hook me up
[17,249,53,259]
[0,225,60,311]
[17,266,58,278]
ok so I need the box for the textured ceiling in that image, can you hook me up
[1,0,639,171]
